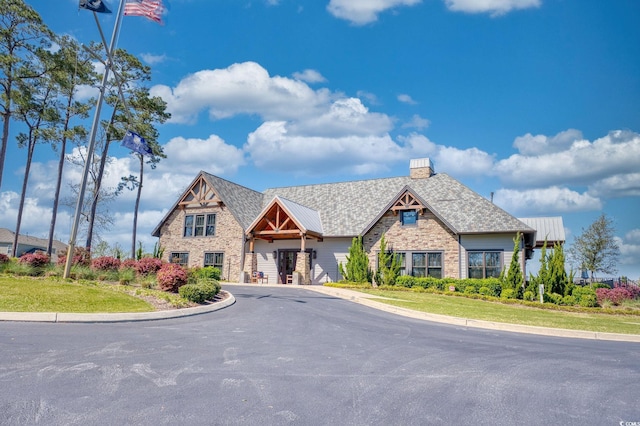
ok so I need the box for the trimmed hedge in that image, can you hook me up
[394,276,502,297]
[179,281,221,303]
[157,263,188,292]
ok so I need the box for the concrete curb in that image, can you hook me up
[0,291,235,323]
[299,285,640,343]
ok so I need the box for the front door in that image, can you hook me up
[277,250,297,284]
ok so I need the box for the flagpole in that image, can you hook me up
[64,0,127,279]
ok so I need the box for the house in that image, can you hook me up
[152,158,563,284]
[0,228,67,261]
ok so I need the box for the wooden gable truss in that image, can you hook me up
[390,190,426,215]
[250,202,322,242]
[178,175,223,209]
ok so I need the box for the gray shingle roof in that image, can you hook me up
[264,173,533,236]
[153,171,533,239]
[201,172,264,230]
[519,216,565,246]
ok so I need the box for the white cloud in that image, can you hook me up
[495,130,640,190]
[327,0,421,25]
[292,69,327,83]
[444,0,541,16]
[397,93,417,104]
[402,114,430,130]
[493,187,602,216]
[588,173,640,198]
[140,53,167,65]
[356,90,380,105]
[400,133,494,176]
[150,61,334,124]
[513,129,583,156]
[245,121,405,175]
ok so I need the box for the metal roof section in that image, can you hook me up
[277,196,324,235]
[518,217,566,247]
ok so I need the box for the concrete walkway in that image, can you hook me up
[1,282,639,343]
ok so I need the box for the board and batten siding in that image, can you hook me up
[459,233,522,279]
[254,237,351,284]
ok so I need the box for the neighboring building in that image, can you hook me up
[152,158,563,284]
[0,228,67,261]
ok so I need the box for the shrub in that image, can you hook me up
[500,288,516,299]
[596,286,639,306]
[57,247,91,267]
[523,291,535,301]
[156,263,188,292]
[561,295,577,306]
[478,286,492,296]
[120,259,138,271]
[0,253,9,264]
[578,294,598,308]
[135,257,163,276]
[18,253,50,268]
[545,292,564,305]
[91,256,121,272]
[196,266,221,281]
[179,281,220,303]
[464,285,477,294]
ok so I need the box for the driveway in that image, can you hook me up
[0,285,638,425]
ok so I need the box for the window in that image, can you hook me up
[468,251,502,278]
[170,252,189,266]
[204,252,224,270]
[396,252,406,276]
[412,253,426,277]
[411,252,442,277]
[401,210,417,226]
[206,214,216,236]
[183,213,216,237]
[427,253,442,278]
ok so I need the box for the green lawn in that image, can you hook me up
[359,289,640,335]
[0,276,153,313]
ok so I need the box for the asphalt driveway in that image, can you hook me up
[0,284,638,425]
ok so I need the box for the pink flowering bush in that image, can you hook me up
[120,258,138,270]
[135,257,163,276]
[91,256,121,272]
[57,247,91,267]
[19,253,50,268]
[156,263,188,292]
[596,285,640,306]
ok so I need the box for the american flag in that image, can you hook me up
[123,0,165,24]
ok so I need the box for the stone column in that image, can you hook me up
[294,251,311,285]
[243,252,257,283]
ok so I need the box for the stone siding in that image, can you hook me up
[158,205,245,280]
[363,210,459,278]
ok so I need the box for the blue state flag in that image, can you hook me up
[79,0,112,13]
[121,130,153,156]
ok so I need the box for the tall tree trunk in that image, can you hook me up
[85,108,117,252]
[0,110,10,192]
[131,155,143,259]
[12,130,36,257]
[47,96,74,256]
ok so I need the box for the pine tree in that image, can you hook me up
[504,232,524,297]
[547,242,568,295]
[339,236,372,283]
[376,234,401,287]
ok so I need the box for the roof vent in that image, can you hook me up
[409,158,434,179]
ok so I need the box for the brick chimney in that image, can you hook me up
[409,158,434,179]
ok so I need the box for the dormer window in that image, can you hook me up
[401,210,418,226]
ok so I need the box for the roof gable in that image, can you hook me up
[246,196,323,241]
[152,172,264,236]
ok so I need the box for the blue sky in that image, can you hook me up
[3,0,639,278]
